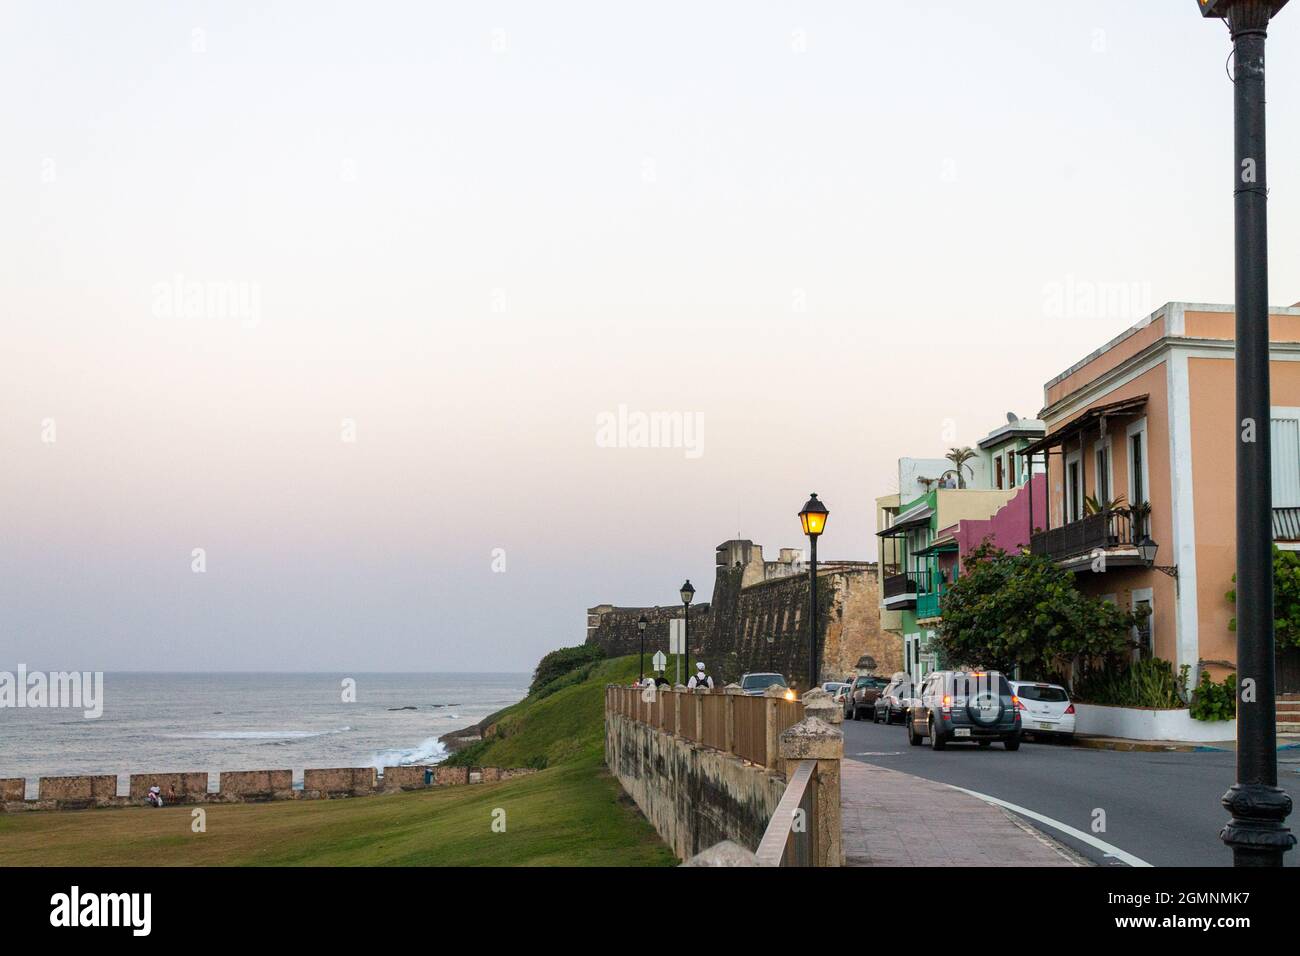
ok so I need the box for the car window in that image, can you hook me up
[1016,684,1069,702]
[854,676,871,688]
[951,674,1011,697]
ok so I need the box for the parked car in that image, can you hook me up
[821,681,850,703]
[739,672,793,698]
[872,675,914,725]
[830,682,854,708]
[1009,680,1075,740]
[846,674,890,721]
[906,670,1021,750]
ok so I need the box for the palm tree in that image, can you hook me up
[945,447,978,489]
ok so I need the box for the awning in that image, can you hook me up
[1275,507,1300,541]
[876,503,933,537]
[1021,394,1149,456]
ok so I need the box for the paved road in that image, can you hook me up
[841,716,1300,867]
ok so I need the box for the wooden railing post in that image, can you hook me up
[724,683,742,755]
[762,685,786,769]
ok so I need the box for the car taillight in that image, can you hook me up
[1065,703,1075,714]
[1014,696,1026,710]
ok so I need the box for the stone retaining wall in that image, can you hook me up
[1,765,539,812]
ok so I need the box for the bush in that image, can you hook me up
[1190,670,1237,722]
[529,644,605,696]
[1072,657,1188,709]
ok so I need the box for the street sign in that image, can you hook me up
[652,650,666,672]
[668,619,684,654]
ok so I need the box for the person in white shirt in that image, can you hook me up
[687,662,714,689]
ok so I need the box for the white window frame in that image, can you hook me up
[1064,448,1083,524]
[1126,417,1150,510]
[1131,587,1154,662]
[1093,435,1114,506]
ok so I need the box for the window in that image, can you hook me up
[1131,589,1154,661]
[1007,451,1017,488]
[1126,418,1149,537]
[1271,410,1300,507]
[1065,450,1082,523]
[1094,439,1111,504]
[994,456,1004,490]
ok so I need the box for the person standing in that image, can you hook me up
[687,662,713,690]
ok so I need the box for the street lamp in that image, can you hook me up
[680,579,695,685]
[1198,0,1295,867]
[766,633,775,672]
[798,493,829,690]
[638,615,648,682]
[1137,536,1179,578]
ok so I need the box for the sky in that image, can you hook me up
[3,1,1300,671]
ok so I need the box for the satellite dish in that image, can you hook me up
[1006,411,1020,423]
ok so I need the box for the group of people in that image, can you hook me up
[638,661,714,689]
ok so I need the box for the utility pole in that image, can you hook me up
[1199,0,1295,866]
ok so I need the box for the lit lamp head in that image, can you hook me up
[799,493,829,538]
[638,615,647,632]
[680,580,695,606]
[1138,535,1159,567]
[766,634,774,645]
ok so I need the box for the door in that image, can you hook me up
[1278,646,1300,695]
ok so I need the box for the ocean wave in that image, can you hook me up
[369,737,448,769]
[162,726,352,741]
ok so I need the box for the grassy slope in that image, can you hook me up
[0,655,675,867]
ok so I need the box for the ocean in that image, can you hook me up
[0,672,529,798]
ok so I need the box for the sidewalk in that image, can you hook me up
[1068,734,1300,753]
[840,759,1084,867]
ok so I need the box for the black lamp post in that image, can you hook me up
[680,579,695,683]
[1198,0,1295,867]
[638,615,648,682]
[798,493,829,690]
[766,633,775,672]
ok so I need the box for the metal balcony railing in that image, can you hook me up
[1030,509,1137,561]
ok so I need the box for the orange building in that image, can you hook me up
[1021,302,1300,694]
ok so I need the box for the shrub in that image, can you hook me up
[1190,670,1237,722]
[529,644,605,696]
[1071,657,1189,709]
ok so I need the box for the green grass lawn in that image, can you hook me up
[0,655,677,867]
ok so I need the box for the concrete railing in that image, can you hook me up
[0,764,539,812]
[605,682,843,866]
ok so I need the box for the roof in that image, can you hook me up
[876,501,933,536]
[977,419,1046,450]
[1274,507,1300,541]
[1021,395,1149,455]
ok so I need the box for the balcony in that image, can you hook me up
[882,571,923,610]
[915,585,945,621]
[1030,509,1143,569]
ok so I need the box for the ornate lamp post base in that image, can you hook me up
[1221,784,1297,866]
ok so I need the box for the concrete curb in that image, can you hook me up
[1068,735,1300,754]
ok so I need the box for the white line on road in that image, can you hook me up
[946,784,1154,868]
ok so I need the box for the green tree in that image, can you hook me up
[944,446,978,489]
[935,542,1138,676]
[1226,545,1300,651]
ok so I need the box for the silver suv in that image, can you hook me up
[906,670,1021,751]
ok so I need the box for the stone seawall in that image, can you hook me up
[605,711,785,860]
[1,765,539,812]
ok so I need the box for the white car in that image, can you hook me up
[1009,680,1075,739]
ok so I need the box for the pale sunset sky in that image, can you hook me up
[2,2,1299,670]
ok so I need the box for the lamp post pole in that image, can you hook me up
[1200,0,1295,867]
[638,615,647,683]
[679,580,695,686]
[767,634,775,672]
[798,493,829,693]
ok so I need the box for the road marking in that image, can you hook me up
[946,784,1153,868]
